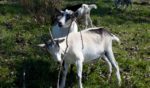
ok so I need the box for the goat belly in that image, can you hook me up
[83,50,102,63]
[80,44,104,63]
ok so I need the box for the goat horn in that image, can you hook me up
[49,27,55,43]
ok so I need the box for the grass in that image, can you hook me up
[0,0,150,88]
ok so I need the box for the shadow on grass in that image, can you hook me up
[0,4,28,15]
[7,45,77,88]
[14,57,78,88]
[0,39,59,88]
[15,57,58,88]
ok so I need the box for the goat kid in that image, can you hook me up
[63,4,97,28]
[38,27,121,88]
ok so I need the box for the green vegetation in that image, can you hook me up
[0,0,150,88]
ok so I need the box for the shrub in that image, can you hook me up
[19,0,63,24]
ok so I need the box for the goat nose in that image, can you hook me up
[58,22,63,27]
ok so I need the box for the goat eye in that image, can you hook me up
[46,43,53,48]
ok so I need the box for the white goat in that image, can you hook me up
[38,27,121,88]
[51,3,97,38]
[52,9,78,38]
[63,3,97,28]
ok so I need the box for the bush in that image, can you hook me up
[19,0,63,24]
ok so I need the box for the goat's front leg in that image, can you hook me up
[76,60,83,88]
[87,15,93,27]
[84,14,88,28]
[105,49,121,86]
[60,62,69,88]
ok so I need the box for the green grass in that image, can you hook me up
[0,0,150,88]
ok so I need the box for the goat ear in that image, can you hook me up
[55,38,65,47]
[58,38,65,43]
[37,44,45,48]
[60,10,64,13]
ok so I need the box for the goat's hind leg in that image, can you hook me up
[102,55,112,81]
[105,49,121,86]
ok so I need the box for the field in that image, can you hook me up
[0,0,150,88]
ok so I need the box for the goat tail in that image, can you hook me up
[88,4,97,9]
[111,34,121,44]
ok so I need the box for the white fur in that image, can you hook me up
[52,9,78,38]
[52,4,97,38]
[39,28,121,88]
[76,4,97,28]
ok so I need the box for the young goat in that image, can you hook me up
[63,3,97,28]
[38,27,121,88]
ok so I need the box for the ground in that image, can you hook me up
[0,0,150,88]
